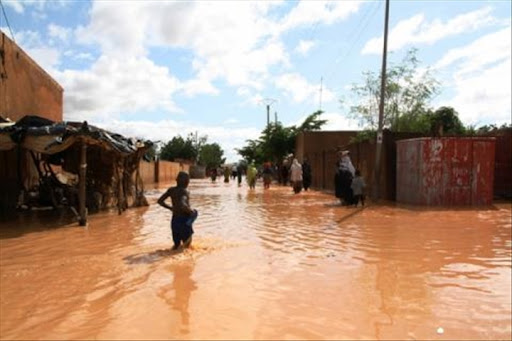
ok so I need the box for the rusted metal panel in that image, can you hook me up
[472,140,495,205]
[397,137,495,206]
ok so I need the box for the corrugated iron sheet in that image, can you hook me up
[397,137,495,206]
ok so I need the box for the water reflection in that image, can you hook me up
[158,262,197,335]
[0,179,510,340]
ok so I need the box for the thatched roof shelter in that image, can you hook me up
[0,115,152,224]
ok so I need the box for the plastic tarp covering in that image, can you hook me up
[0,115,150,155]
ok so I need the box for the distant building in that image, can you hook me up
[0,30,63,122]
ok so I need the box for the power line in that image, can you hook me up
[307,1,382,116]
[323,0,383,86]
[0,0,16,43]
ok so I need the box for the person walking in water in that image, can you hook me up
[302,157,312,191]
[237,163,243,187]
[158,172,198,250]
[246,163,258,190]
[290,158,303,194]
[334,150,355,205]
[262,162,272,189]
[223,167,230,183]
[351,169,366,207]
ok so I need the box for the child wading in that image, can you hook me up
[158,172,198,250]
[351,169,366,207]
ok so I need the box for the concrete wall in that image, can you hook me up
[0,31,63,122]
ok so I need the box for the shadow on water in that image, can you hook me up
[123,248,185,265]
[336,206,365,224]
[0,208,79,239]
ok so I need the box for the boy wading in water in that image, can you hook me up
[351,169,366,207]
[158,172,198,250]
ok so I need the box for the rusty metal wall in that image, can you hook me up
[397,137,496,206]
[492,130,512,198]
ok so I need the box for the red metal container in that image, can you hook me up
[396,137,495,206]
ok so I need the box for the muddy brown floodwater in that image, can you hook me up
[1,179,511,340]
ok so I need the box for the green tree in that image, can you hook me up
[297,110,328,131]
[198,143,225,169]
[160,135,197,161]
[237,110,327,164]
[349,48,440,132]
[428,106,465,135]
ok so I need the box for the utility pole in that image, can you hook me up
[319,76,323,110]
[261,98,277,128]
[274,111,278,124]
[373,0,390,201]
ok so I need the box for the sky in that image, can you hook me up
[1,0,511,162]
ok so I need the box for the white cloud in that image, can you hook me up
[56,56,181,121]
[48,23,71,41]
[74,1,288,94]
[320,112,361,131]
[224,118,239,124]
[292,111,361,131]
[8,29,61,71]
[362,6,498,54]
[279,1,361,32]
[24,47,61,71]
[295,40,316,56]
[3,0,67,14]
[92,119,260,163]
[434,27,510,73]
[181,78,219,97]
[433,27,511,126]
[3,0,23,13]
[275,73,335,104]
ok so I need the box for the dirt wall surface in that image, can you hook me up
[158,160,190,184]
[139,161,191,185]
[0,32,63,122]
[0,179,510,340]
[295,131,358,191]
[139,161,156,185]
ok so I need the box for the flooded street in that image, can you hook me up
[1,179,511,340]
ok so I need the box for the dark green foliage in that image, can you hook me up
[198,143,225,169]
[465,122,512,136]
[159,132,209,162]
[237,110,327,164]
[428,106,465,135]
[160,135,197,161]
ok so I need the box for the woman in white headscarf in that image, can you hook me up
[290,158,303,194]
[334,150,355,205]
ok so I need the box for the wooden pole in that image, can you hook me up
[78,142,87,226]
[117,158,124,215]
[373,0,390,200]
[266,104,270,128]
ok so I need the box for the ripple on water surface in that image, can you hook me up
[1,179,510,340]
